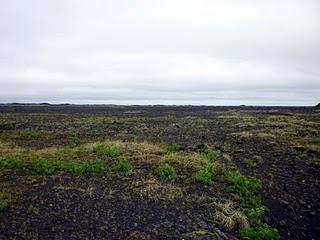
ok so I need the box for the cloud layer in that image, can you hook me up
[0,0,319,105]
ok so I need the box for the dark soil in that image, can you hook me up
[0,104,319,240]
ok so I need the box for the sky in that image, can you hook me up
[0,0,319,106]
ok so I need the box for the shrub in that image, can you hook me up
[0,193,10,211]
[239,224,280,240]
[111,160,133,173]
[156,163,176,181]
[195,162,215,186]
[225,170,261,197]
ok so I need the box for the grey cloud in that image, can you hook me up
[0,0,319,105]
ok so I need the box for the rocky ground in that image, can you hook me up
[0,104,319,239]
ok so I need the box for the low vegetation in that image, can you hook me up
[224,170,279,239]
[195,162,215,186]
[164,144,180,154]
[0,157,107,175]
[5,106,316,238]
[239,224,280,240]
[156,163,176,181]
[0,192,10,211]
[89,143,121,157]
[225,170,261,197]
[111,160,133,173]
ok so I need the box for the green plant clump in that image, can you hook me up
[30,158,60,175]
[239,224,280,240]
[241,196,268,226]
[112,160,133,173]
[156,163,176,181]
[68,134,81,147]
[91,144,121,157]
[28,130,41,139]
[313,137,320,145]
[195,162,215,186]
[165,144,180,154]
[0,158,27,170]
[0,157,108,175]
[0,193,10,211]
[204,150,219,161]
[225,170,261,197]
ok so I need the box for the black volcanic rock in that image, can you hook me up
[315,103,320,108]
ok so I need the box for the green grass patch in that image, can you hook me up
[68,134,81,148]
[111,160,133,173]
[164,144,180,154]
[156,163,176,181]
[90,143,121,157]
[241,196,268,226]
[239,224,279,240]
[27,130,41,139]
[0,193,10,211]
[30,158,61,175]
[225,170,261,197]
[0,157,107,175]
[195,162,215,186]
[313,137,320,145]
[204,150,219,161]
[0,157,27,170]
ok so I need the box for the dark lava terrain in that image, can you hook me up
[0,104,319,240]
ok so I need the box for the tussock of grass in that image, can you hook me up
[88,143,121,157]
[0,193,10,211]
[225,170,261,197]
[241,196,268,226]
[214,201,249,230]
[164,144,180,154]
[68,134,81,148]
[133,179,183,201]
[111,160,133,173]
[156,163,176,181]
[195,162,215,186]
[204,150,219,161]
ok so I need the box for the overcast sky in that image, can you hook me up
[0,0,319,105]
